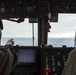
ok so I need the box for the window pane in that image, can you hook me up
[1,18,38,46]
[48,14,76,47]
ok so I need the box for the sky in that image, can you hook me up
[2,19,38,38]
[49,14,76,38]
[2,13,76,38]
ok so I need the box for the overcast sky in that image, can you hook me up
[2,13,76,38]
[49,13,76,38]
[2,19,38,38]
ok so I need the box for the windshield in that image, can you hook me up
[1,14,76,47]
[48,13,76,47]
[2,18,38,46]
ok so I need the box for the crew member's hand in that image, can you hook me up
[6,39,14,46]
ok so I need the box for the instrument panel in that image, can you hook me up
[41,48,72,75]
[11,46,73,75]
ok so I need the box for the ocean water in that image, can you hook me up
[1,38,75,47]
[48,38,74,47]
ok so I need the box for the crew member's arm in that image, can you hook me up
[3,39,18,74]
[61,48,76,75]
[0,39,18,75]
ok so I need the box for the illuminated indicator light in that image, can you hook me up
[57,61,60,66]
[46,64,49,68]
[44,68,52,73]
[63,56,66,60]
[46,72,48,75]
[58,52,60,55]
[53,67,55,72]
[45,56,49,68]
[52,62,55,66]
[52,55,55,60]
[64,61,66,65]
[54,73,57,75]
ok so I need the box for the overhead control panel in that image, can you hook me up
[0,0,76,18]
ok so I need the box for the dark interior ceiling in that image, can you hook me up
[0,0,76,18]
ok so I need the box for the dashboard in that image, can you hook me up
[10,46,73,75]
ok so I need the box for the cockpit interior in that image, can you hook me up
[0,0,76,75]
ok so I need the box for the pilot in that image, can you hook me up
[0,28,18,75]
[61,48,76,75]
